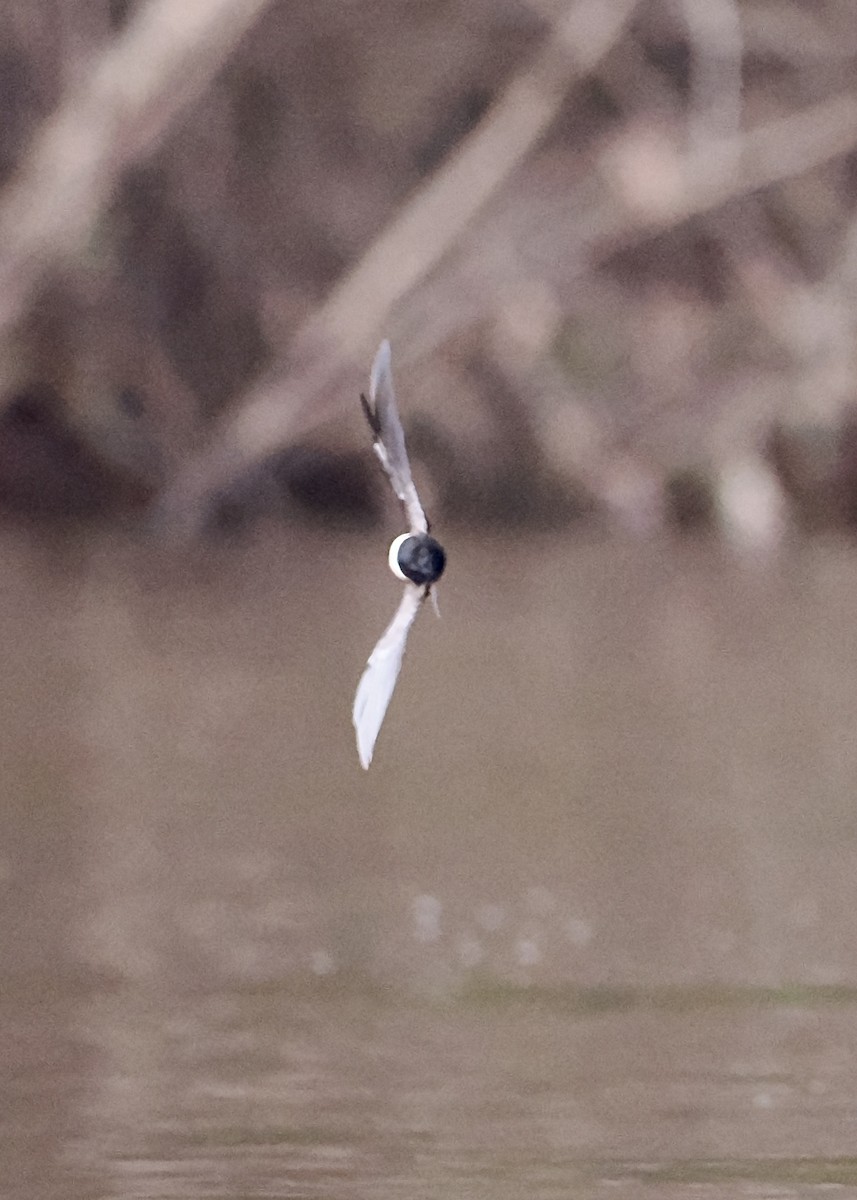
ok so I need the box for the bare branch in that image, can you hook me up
[306,0,640,365]
[596,90,857,254]
[0,0,273,364]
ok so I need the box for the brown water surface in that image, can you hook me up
[3,524,857,1198]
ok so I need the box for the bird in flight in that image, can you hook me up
[352,340,446,769]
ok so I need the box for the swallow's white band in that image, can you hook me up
[388,532,411,581]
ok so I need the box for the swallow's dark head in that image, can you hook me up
[388,532,446,586]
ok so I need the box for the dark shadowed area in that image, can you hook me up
[4,1,857,1197]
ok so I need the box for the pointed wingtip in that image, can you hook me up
[356,733,372,769]
[354,702,374,769]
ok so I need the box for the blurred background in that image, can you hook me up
[4,1,857,1196]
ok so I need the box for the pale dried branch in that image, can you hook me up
[0,0,273,371]
[597,90,857,254]
[304,0,640,365]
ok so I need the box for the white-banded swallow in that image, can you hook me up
[352,340,446,769]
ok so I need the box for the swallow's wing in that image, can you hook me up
[353,583,425,769]
[362,340,428,534]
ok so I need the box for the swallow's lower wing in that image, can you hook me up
[353,583,424,769]
[366,340,429,534]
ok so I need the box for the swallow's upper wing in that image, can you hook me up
[362,340,428,534]
[353,583,425,769]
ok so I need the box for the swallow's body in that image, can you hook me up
[353,341,446,768]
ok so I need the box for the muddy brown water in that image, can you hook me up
[4,522,857,1198]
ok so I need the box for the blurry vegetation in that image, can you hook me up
[1,0,857,543]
